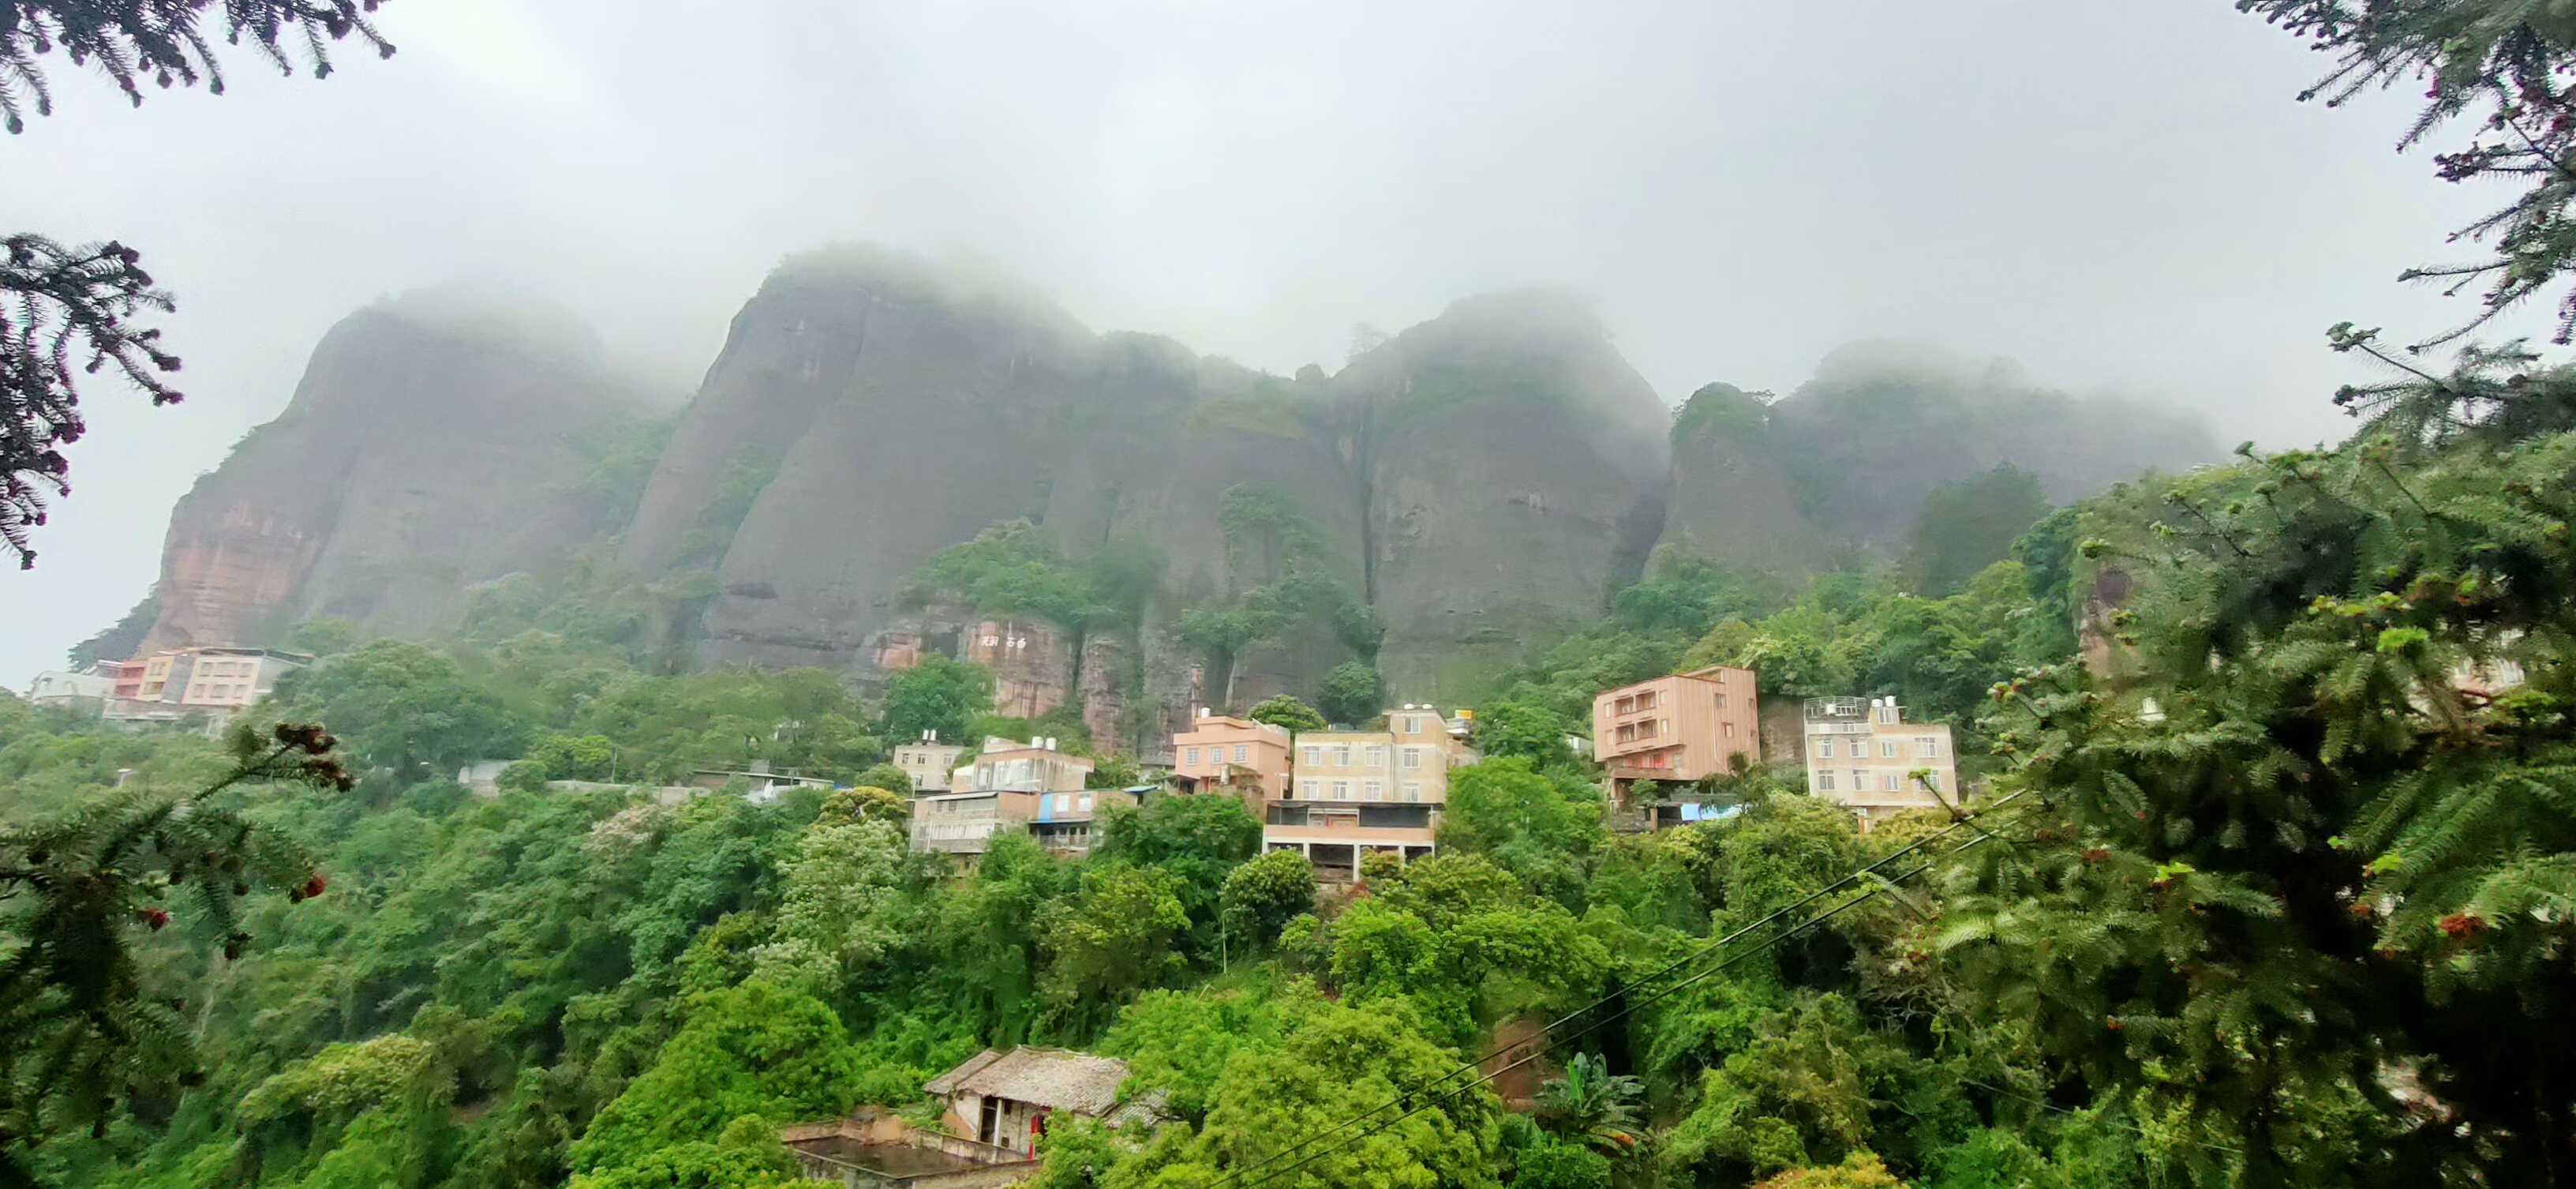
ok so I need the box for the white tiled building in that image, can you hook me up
[1803,696,1956,827]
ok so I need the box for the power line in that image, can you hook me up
[1208,790,2035,1189]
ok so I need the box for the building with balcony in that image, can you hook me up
[1590,666,1762,800]
[910,737,1129,858]
[105,647,309,726]
[891,734,967,791]
[1803,696,1956,826]
[947,737,1093,795]
[1265,705,1474,878]
[1170,711,1293,805]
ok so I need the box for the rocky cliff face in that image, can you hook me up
[127,251,2223,728]
[143,293,652,650]
[1342,291,1671,695]
[1755,343,2215,548]
[1653,384,1822,579]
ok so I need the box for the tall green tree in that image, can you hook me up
[1934,399,2576,1182]
[0,722,352,1180]
[568,982,859,1179]
[268,640,527,779]
[878,656,992,749]
[1312,662,1384,726]
[2243,0,2576,346]
[1904,463,2050,595]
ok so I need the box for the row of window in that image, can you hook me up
[1182,744,1256,767]
[1302,745,1428,770]
[1039,792,1096,815]
[1613,718,1663,744]
[1810,735,1943,760]
[1178,742,1440,771]
[1609,718,1739,746]
[1814,771,1942,793]
[1609,688,1733,716]
[1293,778,1427,802]
[914,822,994,838]
[186,683,255,702]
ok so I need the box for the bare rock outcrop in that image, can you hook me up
[1341,291,1672,697]
[143,293,650,649]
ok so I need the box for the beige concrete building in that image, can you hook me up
[107,647,309,726]
[1266,706,1475,877]
[949,736,1093,795]
[1170,711,1293,801]
[912,737,1119,858]
[892,735,967,791]
[1803,696,1956,826]
[1591,666,1762,799]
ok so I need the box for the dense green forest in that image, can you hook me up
[14,339,2576,1187]
[15,2,2576,1187]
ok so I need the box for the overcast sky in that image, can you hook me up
[1,0,2551,682]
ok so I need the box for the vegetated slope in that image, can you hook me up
[140,291,661,651]
[1748,342,2217,549]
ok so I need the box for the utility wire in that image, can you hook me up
[1209,790,2036,1189]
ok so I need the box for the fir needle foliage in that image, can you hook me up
[0,1,393,566]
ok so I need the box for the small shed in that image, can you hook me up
[923,1047,1159,1157]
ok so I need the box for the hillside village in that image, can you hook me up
[21,643,1960,876]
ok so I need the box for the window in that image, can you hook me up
[1614,724,1635,745]
[1638,689,1660,711]
[1915,736,1942,757]
[1332,781,1351,801]
[1402,715,1421,733]
[1877,703,1897,724]
[1723,722,1735,739]
[1881,740,1898,759]
[1401,782,1423,802]
[1302,745,1320,766]
[1402,748,1423,769]
[1817,771,1837,792]
[1613,695,1634,715]
[1334,746,1352,767]
[1364,780,1383,801]
[1078,794,1093,812]
[1817,739,1836,759]
[1364,745,1384,767]
[1852,770,1868,791]
[1185,748,1200,766]
[1713,692,1728,708]
[1883,774,1902,793]
[1233,745,1248,763]
[1299,779,1320,798]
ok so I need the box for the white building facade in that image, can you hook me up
[1803,696,1957,827]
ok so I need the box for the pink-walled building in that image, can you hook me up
[1591,666,1762,799]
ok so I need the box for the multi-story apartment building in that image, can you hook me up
[1267,706,1474,877]
[1802,696,1956,826]
[909,786,1147,857]
[892,734,968,791]
[107,647,309,726]
[24,666,114,709]
[911,737,1116,857]
[1591,666,1762,800]
[1170,711,1293,803]
[947,737,1094,795]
